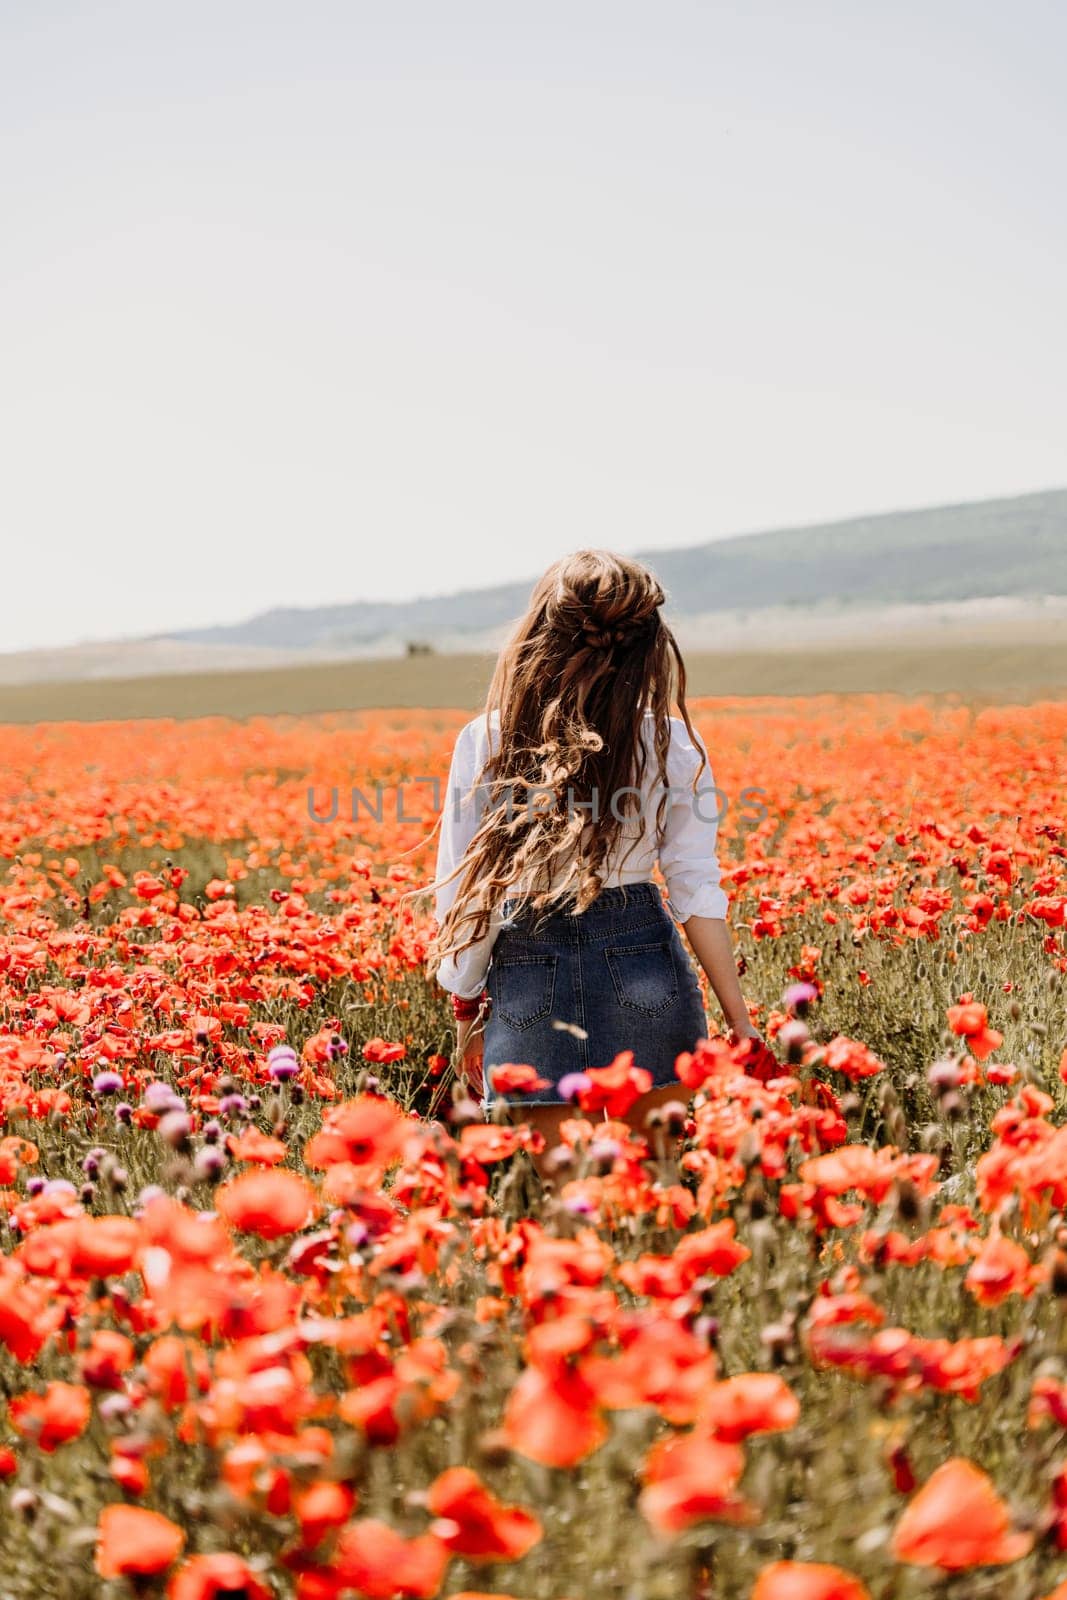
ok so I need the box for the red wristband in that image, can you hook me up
[451,990,486,1021]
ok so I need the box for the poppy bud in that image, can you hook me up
[779,1019,809,1062]
[589,1138,622,1173]
[940,1091,964,1120]
[1050,1250,1067,1297]
[544,1145,576,1178]
[761,1320,795,1366]
[661,1099,689,1136]
[475,1428,513,1469]
[888,1442,916,1494]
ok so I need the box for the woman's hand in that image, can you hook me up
[455,1016,485,1100]
[727,1021,764,1046]
[725,1021,778,1081]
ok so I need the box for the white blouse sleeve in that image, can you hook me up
[432,720,497,997]
[657,720,730,923]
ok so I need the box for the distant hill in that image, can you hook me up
[167,489,1067,652]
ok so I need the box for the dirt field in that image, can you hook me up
[1,634,1067,723]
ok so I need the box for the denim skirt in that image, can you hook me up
[482,882,708,1108]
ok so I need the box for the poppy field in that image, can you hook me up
[1,694,1067,1600]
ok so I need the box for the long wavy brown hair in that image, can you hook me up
[429,549,706,971]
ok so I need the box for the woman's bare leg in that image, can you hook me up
[514,1082,689,1180]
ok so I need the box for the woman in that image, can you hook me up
[429,549,760,1144]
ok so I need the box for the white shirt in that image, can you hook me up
[433,709,730,997]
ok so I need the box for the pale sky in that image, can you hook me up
[2,0,1064,652]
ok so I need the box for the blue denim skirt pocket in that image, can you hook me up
[482,882,707,1107]
[489,954,557,1030]
[605,939,679,1016]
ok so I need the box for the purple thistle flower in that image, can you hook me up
[194,1146,227,1181]
[92,1070,123,1095]
[783,982,819,1014]
[98,1394,133,1421]
[43,1178,78,1199]
[157,1110,191,1147]
[143,1081,184,1115]
[558,1072,591,1103]
[268,1045,300,1082]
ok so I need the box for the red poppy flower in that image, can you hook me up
[293,1480,357,1547]
[639,1431,754,1536]
[0,1259,63,1363]
[502,1363,608,1468]
[110,1449,150,1496]
[1029,1376,1067,1429]
[78,1328,136,1389]
[575,1052,653,1117]
[95,1504,185,1579]
[9,1381,91,1450]
[363,1037,406,1063]
[215,1169,318,1239]
[820,1035,885,1082]
[947,1001,1003,1061]
[427,1466,542,1561]
[143,1335,212,1410]
[751,1561,872,1599]
[227,1128,290,1165]
[459,1124,524,1165]
[581,1315,718,1424]
[490,1063,552,1095]
[303,1095,409,1172]
[330,1519,449,1599]
[698,1373,800,1442]
[168,1552,272,1600]
[964,1232,1040,1305]
[891,1458,1032,1569]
